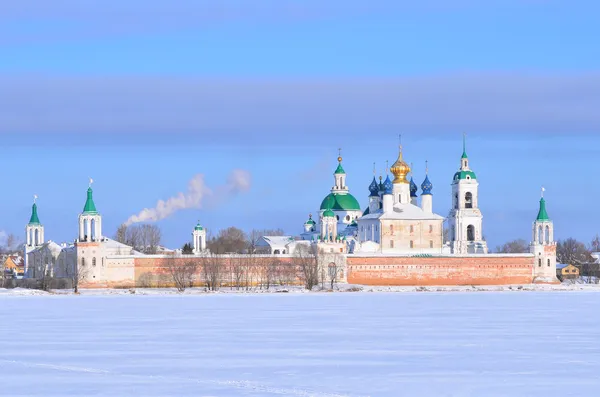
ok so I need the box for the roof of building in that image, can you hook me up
[29,203,41,225]
[334,162,345,174]
[194,221,204,231]
[359,202,444,221]
[320,193,361,211]
[536,197,550,221]
[257,236,296,248]
[556,263,569,269]
[409,177,418,197]
[453,170,477,181]
[323,209,336,217]
[383,175,393,195]
[83,187,98,214]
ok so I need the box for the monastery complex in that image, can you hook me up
[23,138,558,288]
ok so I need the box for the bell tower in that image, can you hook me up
[192,221,207,254]
[530,188,558,282]
[78,179,102,243]
[448,134,488,254]
[25,195,44,277]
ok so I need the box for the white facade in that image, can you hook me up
[192,223,207,254]
[447,143,488,254]
[530,194,558,282]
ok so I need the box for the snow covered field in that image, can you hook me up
[1,292,599,396]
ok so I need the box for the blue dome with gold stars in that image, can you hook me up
[409,177,418,198]
[383,175,393,195]
[421,175,433,195]
[368,176,379,197]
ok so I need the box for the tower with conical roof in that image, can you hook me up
[78,178,102,242]
[25,195,45,276]
[530,188,558,282]
[192,221,207,254]
[447,134,488,254]
[390,139,412,205]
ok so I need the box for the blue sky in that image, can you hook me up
[1,1,600,249]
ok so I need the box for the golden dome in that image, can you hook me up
[390,146,410,184]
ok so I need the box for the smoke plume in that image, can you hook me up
[124,169,251,226]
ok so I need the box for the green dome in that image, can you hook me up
[320,193,361,211]
[323,209,335,218]
[83,187,98,214]
[305,215,316,225]
[194,223,204,231]
[453,170,477,181]
[536,198,550,221]
[28,203,41,225]
[334,163,345,174]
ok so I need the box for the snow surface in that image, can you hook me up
[2,291,600,396]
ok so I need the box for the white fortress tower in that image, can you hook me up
[25,195,44,276]
[192,221,207,254]
[448,136,488,254]
[78,180,102,242]
[530,189,558,282]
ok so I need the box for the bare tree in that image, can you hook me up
[557,238,593,267]
[115,224,162,254]
[201,253,222,291]
[293,244,320,290]
[591,234,600,253]
[165,256,199,292]
[208,227,247,254]
[495,239,529,253]
[115,224,128,245]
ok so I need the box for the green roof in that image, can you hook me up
[323,209,335,217]
[536,197,550,221]
[305,216,316,225]
[453,170,477,181]
[83,187,98,214]
[194,222,204,231]
[28,203,41,225]
[320,193,361,211]
[334,163,345,174]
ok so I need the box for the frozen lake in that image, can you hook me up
[1,292,599,396]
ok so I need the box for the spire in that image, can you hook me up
[28,195,41,225]
[334,149,345,174]
[83,182,98,214]
[536,187,550,221]
[461,133,468,159]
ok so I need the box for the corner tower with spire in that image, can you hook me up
[530,188,558,282]
[78,179,102,242]
[25,195,44,277]
[447,134,488,254]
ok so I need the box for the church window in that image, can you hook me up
[430,240,433,248]
[336,215,339,221]
[410,225,414,233]
[92,257,96,267]
[545,225,550,244]
[390,225,394,233]
[390,240,394,248]
[410,240,414,248]
[465,192,473,209]
[547,259,550,267]
[81,258,86,267]
[345,215,350,221]
[429,225,433,233]
[538,226,543,244]
[538,259,541,267]
[467,225,475,241]
[454,194,458,209]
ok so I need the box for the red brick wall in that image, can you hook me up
[347,255,534,285]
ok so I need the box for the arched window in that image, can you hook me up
[454,194,459,209]
[547,259,551,267]
[429,225,433,233]
[390,240,394,248]
[91,218,96,241]
[538,259,541,267]
[92,257,96,267]
[410,225,414,233]
[34,229,39,246]
[429,240,433,248]
[81,258,86,267]
[467,225,475,241]
[545,225,550,244]
[410,241,414,248]
[538,226,543,244]
[83,218,89,241]
[273,250,280,255]
[345,215,350,221]
[336,215,339,221]
[465,192,473,209]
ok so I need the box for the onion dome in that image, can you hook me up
[383,175,393,195]
[368,176,379,197]
[305,214,316,225]
[409,177,418,198]
[323,208,335,218]
[378,176,385,192]
[421,175,433,195]
[194,221,204,231]
[390,146,410,184]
